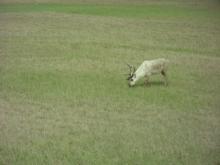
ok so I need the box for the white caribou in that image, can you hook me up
[126,58,169,87]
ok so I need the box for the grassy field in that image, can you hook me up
[0,0,220,164]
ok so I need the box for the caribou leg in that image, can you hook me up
[144,76,149,86]
[161,70,168,86]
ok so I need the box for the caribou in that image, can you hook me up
[126,58,169,87]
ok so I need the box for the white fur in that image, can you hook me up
[129,58,169,86]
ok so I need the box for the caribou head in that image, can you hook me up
[126,63,136,86]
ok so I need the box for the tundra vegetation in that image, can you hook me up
[0,0,220,165]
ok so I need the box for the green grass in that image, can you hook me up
[0,3,219,19]
[0,1,220,165]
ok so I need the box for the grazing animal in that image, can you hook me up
[126,58,169,87]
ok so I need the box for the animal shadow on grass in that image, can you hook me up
[134,81,168,88]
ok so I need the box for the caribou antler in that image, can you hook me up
[126,63,136,74]
[133,66,136,73]
[125,63,136,80]
[126,63,133,73]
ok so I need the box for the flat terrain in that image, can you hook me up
[0,1,220,164]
